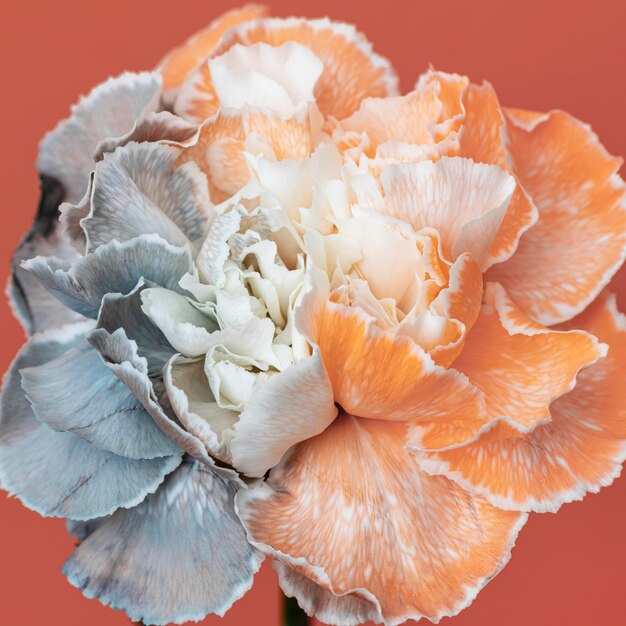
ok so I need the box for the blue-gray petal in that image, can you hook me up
[67,516,109,542]
[98,284,175,376]
[9,176,85,335]
[63,458,263,625]
[84,141,211,252]
[20,340,180,459]
[0,323,182,520]
[37,72,162,204]
[22,234,194,318]
[87,328,220,468]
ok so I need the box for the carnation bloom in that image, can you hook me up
[3,4,626,626]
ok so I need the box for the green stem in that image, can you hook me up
[284,594,310,626]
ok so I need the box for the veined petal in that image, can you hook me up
[177,16,398,123]
[488,109,626,325]
[449,282,606,432]
[22,234,194,318]
[20,341,179,459]
[420,292,626,513]
[378,157,516,270]
[83,141,211,252]
[37,73,161,204]
[0,323,181,520]
[236,415,526,626]
[64,458,263,625]
[157,3,269,104]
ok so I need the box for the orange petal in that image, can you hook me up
[236,415,526,624]
[487,109,626,325]
[429,253,483,366]
[378,157,516,270]
[158,4,269,104]
[179,110,312,202]
[454,282,606,431]
[420,291,626,513]
[178,17,398,123]
[308,294,484,424]
[459,83,539,267]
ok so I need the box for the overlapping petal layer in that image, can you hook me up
[237,415,526,626]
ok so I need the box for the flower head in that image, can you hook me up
[3,5,626,626]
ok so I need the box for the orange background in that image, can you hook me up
[1,1,625,625]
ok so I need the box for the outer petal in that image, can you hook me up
[376,157,516,270]
[20,341,179,459]
[9,177,85,335]
[64,458,263,625]
[450,282,606,432]
[488,109,626,325]
[37,73,161,204]
[22,234,194,318]
[236,415,526,626]
[87,327,229,473]
[157,3,269,105]
[83,142,211,252]
[274,561,383,626]
[176,17,398,122]
[420,292,626,513]
[0,323,181,520]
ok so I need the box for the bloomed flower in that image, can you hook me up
[2,5,626,626]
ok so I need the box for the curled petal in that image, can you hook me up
[83,141,211,252]
[22,234,194,318]
[64,458,263,625]
[37,73,161,204]
[459,82,539,266]
[21,341,180,459]
[176,16,398,123]
[420,292,626,513]
[297,270,485,428]
[488,109,626,325]
[0,323,181,520]
[9,177,85,334]
[158,3,269,105]
[374,157,516,270]
[236,415,526,625]
[451,282,606,432]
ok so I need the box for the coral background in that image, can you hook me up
[1,1,625,625]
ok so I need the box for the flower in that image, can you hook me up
[2,4,626,626]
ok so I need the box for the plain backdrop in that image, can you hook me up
[1,1,625,625]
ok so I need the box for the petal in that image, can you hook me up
[22,234,194,318]
[208,42,323,117]
[97,285,176,377]
[94,111,198,160]
[20,341,180,459]
[157,3,269,105]
[274,561,383,626]
[37,72,161,204]
[458,83,540,267]
[378,157,516,270]
[428,252,483,366]
[236,415,526,625]
[0,323,181,520]
[420,291,626,513]
[9,179,85,335]
[84,142,211,252]
[487,109,626,325]
[64,459,263,625]
[177,17,398,122]
[231,348,337,477]
[449,282,606,432]
[87,327,232,474]
[296,269,486,440]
